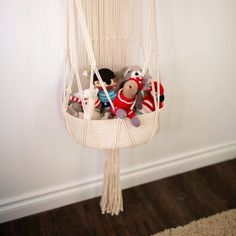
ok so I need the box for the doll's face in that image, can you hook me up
[123,80,138,99]
[94,78,116,90]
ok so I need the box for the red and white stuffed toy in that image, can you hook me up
[69,93,101,109]
[139,81,165,114]
[112,77,144,127]
[68,88,101,119]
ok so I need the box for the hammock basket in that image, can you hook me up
[65,111,160,149]
[62,0,163,215]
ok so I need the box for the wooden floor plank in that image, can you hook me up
[0,159,235,236]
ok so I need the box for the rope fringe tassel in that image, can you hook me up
[100,149,123,215]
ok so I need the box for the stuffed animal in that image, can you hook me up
[68,88,101,120]
[138,81,165,114]
[114,66,151,110]
[111,77,144,127]
[93,68,117,119]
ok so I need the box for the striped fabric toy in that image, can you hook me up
[139,81,164,113]
[70,95,101,109]
[69,89,101,109]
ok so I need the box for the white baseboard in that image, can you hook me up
[0,141,236,223]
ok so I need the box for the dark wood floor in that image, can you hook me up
[0,159,236,236]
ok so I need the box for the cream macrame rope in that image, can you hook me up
[149,0,162,141]
[63,69,74,111]
[142,0,153,77]
[113,119,121,150]
[68,0,87,112]
[153,0,162,113]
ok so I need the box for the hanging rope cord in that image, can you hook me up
[141,0,162,140]
[150,0,162,140]
[63,0,86,113]
[142,0,161,109]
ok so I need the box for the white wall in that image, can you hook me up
[0,0,236,222]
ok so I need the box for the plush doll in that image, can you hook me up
[114,66,150,111]
[68,88,101,120]
[93,68,117,119]
[138,81,165,114]
[112,77,144,127]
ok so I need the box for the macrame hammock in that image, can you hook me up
[63,0,162,215]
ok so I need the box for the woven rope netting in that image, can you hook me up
[62,0,162,215]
